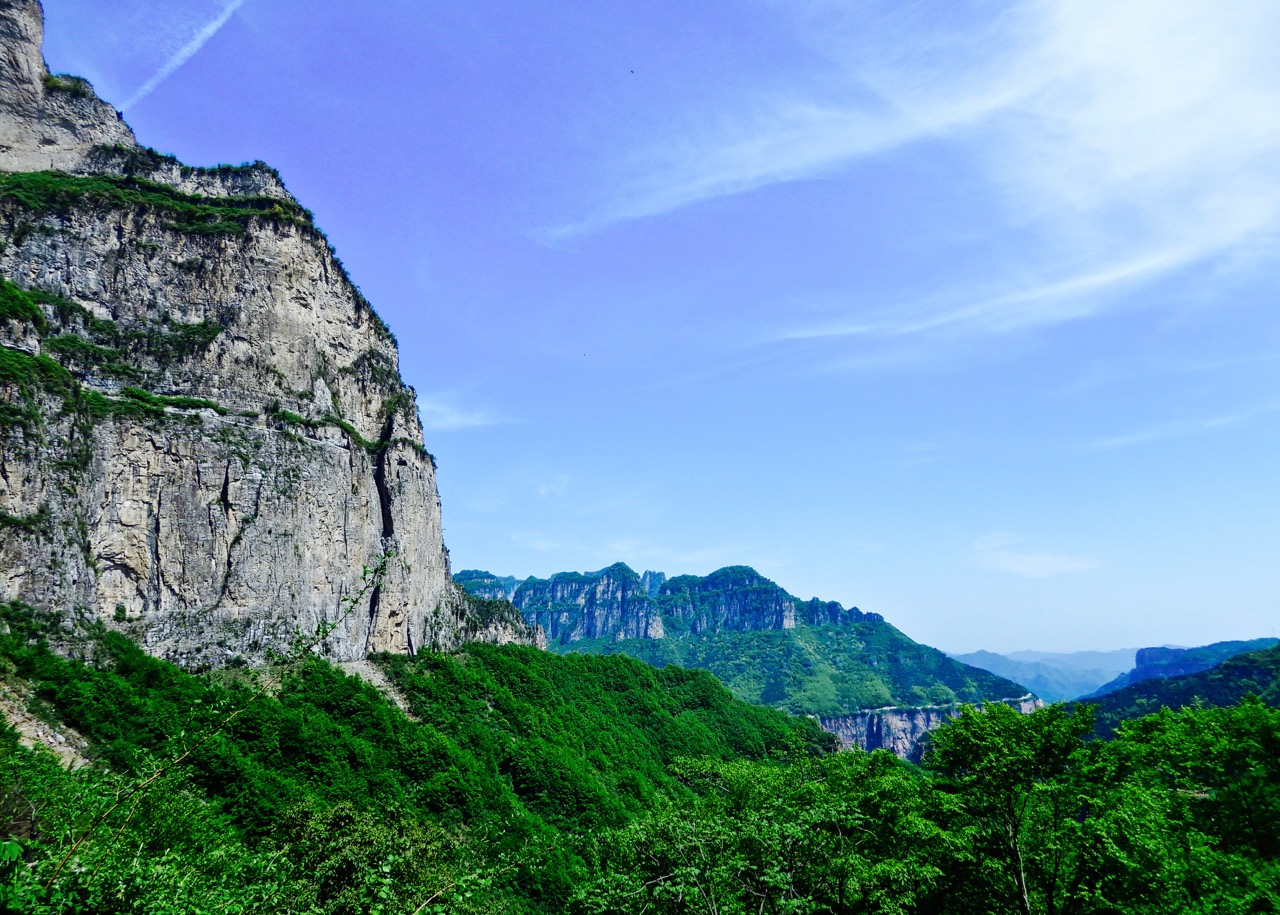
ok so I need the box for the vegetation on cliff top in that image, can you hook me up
[0,170,309,237]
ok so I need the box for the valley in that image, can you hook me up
[2,2,1278,912]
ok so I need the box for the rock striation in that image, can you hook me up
[0,0,535,666]
[820,696,1042,762]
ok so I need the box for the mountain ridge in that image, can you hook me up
[1082,642,1280,737]
[456,562,1034,756]
[1080,637,1280,699]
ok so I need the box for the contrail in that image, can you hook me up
[121,0,251,111]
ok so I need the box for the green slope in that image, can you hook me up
[458,564,1030,716]
[0,601,830,911]
[1083,642,1280,737]
[560,620,1025,716]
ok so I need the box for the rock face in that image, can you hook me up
[821,696,1042,762]
[514,563,666,644]
[488,562,868,648]
[0,0,135,173]
[0,0,534,666]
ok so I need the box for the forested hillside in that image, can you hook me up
[4,603,1279,913]
[1086,642,1280,737]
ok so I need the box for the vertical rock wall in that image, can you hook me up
[0,0,534,665]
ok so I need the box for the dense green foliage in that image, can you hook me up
[0,279,48,332]
[3,605,1278,912]
[565,621,1022,716]
[0,604,824,912]
[574,700,1280,914]
[1086,643,1280,736]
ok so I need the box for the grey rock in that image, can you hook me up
[821,696,1042,762]
[0,1,536,666]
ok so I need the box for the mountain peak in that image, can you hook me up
[0,0,136,171]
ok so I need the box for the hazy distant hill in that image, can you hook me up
[1084,643,1280,736]
[1084,638,1279,699]
[1005,648,1138,671]
[950,649,1128,702]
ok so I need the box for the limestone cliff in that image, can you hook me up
[513,562,665,644]
[0,0,535,666]
[489,562,870,647]
[820,696,1042,762]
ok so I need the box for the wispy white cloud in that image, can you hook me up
[546,87,1019,238]
[572,1,1280,231]
[121,0,251,110]
[535,473,570,498]
[973,534,1099,579]
[779,245,1198,344]
[1084,402,1280,451]
[559,0,1280,352]
[417,396,507,431]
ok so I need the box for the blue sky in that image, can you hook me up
[40,0,1280,653]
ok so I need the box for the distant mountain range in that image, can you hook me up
[456,564,1031,757]
[948,649,1129,703]
[1081,638,1279,699]
[953,638,1279,705]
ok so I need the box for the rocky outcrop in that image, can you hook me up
[0,0,135,172]
[466,562,872,646]
[514,562,665,645]
[453,569,518,602]
[661,566,798,633]
[0,0,535,666]
[821,696,1042,762]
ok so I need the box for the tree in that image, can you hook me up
[925,703,1093,915]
